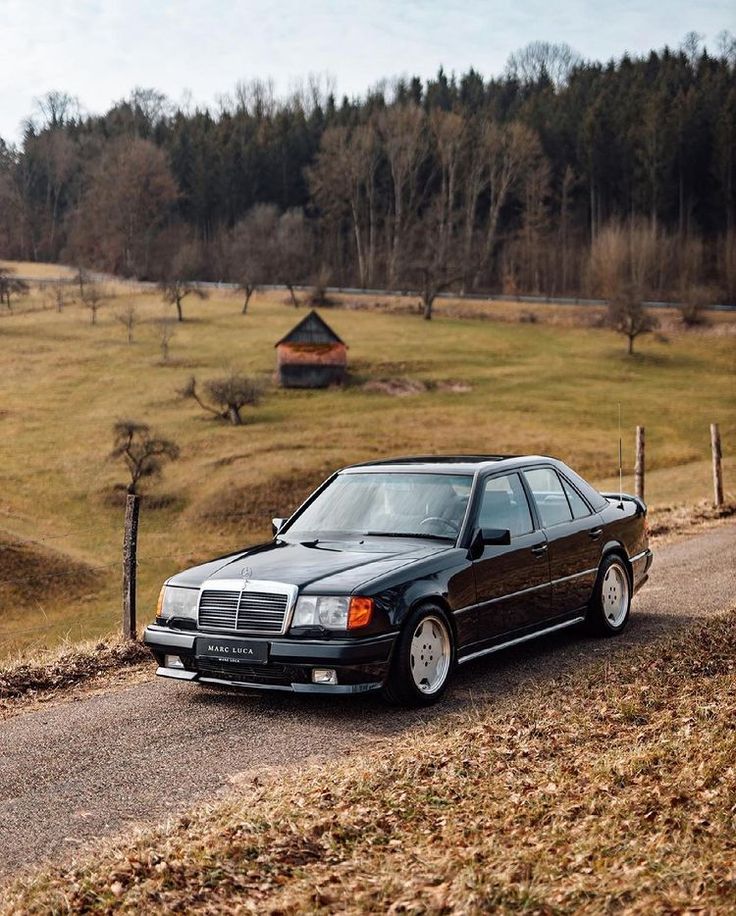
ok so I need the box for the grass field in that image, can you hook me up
[0,268,734,659]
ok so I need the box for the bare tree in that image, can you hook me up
[32,90,80,129]
[47,280,68,312]
[418,264,465,321]
[82,282,109,325]
[69,137,177,277]
[229,204,279,313]
[115,303,139,343]
[0,268,30,309]
[110,420,179,495]
[307,123,380,288]
[482,122,542,275]
[679,285,712,326]
[681,31,704,67]
[375,105,427,287]
[75,265,89,300]
[155,317,176,362]
[607,285,658,355]
[276,209,310,306]
[159,277,207,321]
[505,41,582,88]
[179,374,263,425]
[429,110,465,267]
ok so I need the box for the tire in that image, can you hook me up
[587,553,632,636]
[382,604,455,707]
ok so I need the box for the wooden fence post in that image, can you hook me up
[122,493,141,640]
[711,423,724,507]
[634,426,645,502]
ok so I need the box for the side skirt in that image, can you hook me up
[457,616,586,666]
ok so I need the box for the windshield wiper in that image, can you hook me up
[364,531,454,542]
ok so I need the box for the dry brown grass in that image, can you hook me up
[1,266,733,661]
[0,637,148,714]
[648,499,736,542]
[3,606,736,914]
[0,533,101,604]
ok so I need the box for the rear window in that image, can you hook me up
[560,476,592,519]
[523,468,573,527]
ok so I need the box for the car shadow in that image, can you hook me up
[178,607,700,737]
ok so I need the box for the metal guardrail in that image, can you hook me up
[13,275,736,312]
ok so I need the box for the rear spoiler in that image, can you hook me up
[600,492,647,514]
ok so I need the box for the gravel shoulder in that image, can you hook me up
[0,522,734,880]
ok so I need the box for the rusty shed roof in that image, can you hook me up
[275,310,345,347]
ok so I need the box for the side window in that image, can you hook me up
[560,476,592,519]
[478,473,533,537]
[523,468,573,528]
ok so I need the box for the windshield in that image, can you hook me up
[285,472,473,541]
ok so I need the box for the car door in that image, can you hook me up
[471,471,552,643]
[522,467,603,617]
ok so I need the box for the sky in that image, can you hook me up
[2,0,733,142]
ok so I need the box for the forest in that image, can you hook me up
[0,36,734,302]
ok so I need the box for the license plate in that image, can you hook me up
[195,637,268,665]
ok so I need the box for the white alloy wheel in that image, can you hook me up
[601,561,629,628]
[409,615,451,694]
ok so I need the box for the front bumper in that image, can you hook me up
[143,624,396,694]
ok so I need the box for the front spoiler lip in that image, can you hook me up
[143,624,397,665]
[154,666,382,694]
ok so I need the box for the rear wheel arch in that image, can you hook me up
[601,542,633,586]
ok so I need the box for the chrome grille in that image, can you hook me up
[198,582,292,634]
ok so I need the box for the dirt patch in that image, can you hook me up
[191,465,334,530]
[0,534,101,605]
[362,377,472,396]
[362,377,428,396]
[649,499,736,543]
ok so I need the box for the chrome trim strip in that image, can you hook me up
[630,549,649,564]
[199,676,294,692]
[458,616,585,665]
[155,666,198,680]
[454,567,599,616]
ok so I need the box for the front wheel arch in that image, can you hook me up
[382,601,456,706]
[404,593,458,651]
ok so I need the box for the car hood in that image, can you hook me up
[167,537,451,593]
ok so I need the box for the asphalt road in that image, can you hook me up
[1,524,734,879]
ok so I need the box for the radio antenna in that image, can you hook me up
[618,402,623,508]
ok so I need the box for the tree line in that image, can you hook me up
[0,35,734,302]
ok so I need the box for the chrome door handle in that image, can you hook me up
[531,543,548,556]
[588,527,603,540]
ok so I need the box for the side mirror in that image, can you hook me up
[272,517,286,536]
[483,527,511,545]
[468,526,511,559]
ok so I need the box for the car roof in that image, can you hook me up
[341,454,560,475]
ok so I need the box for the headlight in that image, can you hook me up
[158,585,199,621]
[292,595,373,631]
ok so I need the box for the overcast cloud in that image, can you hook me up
[2,0,733,142]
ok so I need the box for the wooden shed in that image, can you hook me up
[275,310,348,388]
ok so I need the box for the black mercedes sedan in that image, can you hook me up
[143,455,652,706]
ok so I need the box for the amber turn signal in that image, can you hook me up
[156,586,165,617]
[347,596,373,629]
